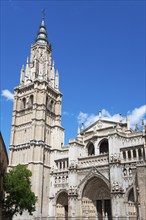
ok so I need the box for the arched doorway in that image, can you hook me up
[127,188,136,219]
[82,177,111,219]
[56,191,68,219]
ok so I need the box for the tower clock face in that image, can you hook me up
[97,120,103,128]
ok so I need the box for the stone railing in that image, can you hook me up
[78,154,109,168]
[121,147,144,163]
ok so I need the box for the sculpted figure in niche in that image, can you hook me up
[123,167,127,176]
[129,168,132,176]
[113,153,117,162]
[110,154,113,162]
[28,95,33,108]
[115,182,119,191]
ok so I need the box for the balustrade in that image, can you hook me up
[121,147,143,162]
[79,154,108,168]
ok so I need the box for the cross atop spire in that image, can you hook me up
[42,9,45,20]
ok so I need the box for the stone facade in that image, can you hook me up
[0,132,9,219]
[9,18,146,220]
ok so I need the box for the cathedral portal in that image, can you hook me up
[56,191,68,219]
[82,177,111,219]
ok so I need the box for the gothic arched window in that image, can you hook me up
[22,97,26,109]
[99,140,109,154]
[29,95,33,108]
[128,188,136,217]
[30,95,33,105]
[50,100,54,112]
[46,96,49,110]
[128,188,134,203]
[87,142,95,156]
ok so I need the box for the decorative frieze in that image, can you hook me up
[68,186,78,198]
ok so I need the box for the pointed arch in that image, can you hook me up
[56,190,68,219]
[22,97,26,109]
[99,138,109,154]
[81,175,111,219]
[125,186,137,218]
[79,167,110,198]
[29,95,33,108]
[86,141,95,156]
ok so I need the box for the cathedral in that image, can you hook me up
[9,17,146,220]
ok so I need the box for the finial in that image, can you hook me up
[22,64,25,70]
[52,60,55,67]
[119,113,122,123]
[20,64,25,84]
[77,127,80,135]
[26,57,29,64]
[81,123,85,131]
[126,115,130,130]
[99,110,102,120]
[135,124,139,132]
[55,69,59,90]
[142,119,145,132]
[56,69,59,76]
[42,9,45,20]
[126,115,128,122]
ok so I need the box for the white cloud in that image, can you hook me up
[1,89,14,101]
[127,105,146,128]
[77,112,88,124]
[63,111,69,115]
[84,114,98,127]
[63,111,75,117]
[77,105,146,130]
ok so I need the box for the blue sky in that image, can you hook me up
[1,0,146,149]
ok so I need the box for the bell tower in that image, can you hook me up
[9,17,64,217]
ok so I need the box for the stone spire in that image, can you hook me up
[19,15,59,91]
[126,115,130,130]
[25,57,31,83]
[20,65,25,84]
[55,69,59,90]
[35,16,49,45]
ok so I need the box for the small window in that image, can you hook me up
[123,151,126,160]
[138,148,142,159]
[50,100,54,112]
[128,150,131,159]
[63,161,65,169]
[99,140,108,154]
[29,95,33,107]
[133,149,136,158]
[87,143,95,156]
[22,98,26,109]
[46,96,49,109]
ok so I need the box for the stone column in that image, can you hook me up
[111,193,125,217]
[125,150,128,160]
[136,165,146,220]
[68,196,78,218]
[136,149,139,160]
[130,149,133,159]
